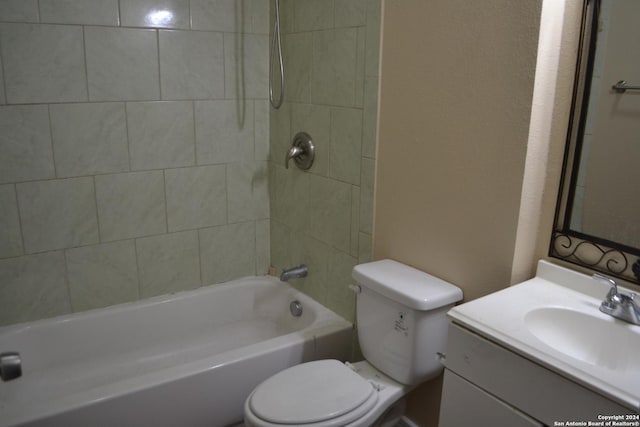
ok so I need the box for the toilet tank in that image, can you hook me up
[352,259,463,386]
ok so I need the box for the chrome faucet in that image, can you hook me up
[594,274,640,326]
[280,264,308,282]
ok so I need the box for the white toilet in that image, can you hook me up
[244,259,463,427]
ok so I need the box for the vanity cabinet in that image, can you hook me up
[439,323,632,426]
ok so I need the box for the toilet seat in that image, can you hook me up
[245,360,379,427]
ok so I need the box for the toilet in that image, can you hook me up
[244,259,463,427]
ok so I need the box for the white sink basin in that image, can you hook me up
[447,260,640,412]
[525,307,640,372]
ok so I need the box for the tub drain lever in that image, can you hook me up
[0,351,22,381]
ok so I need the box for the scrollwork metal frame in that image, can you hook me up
[550,0,640,285]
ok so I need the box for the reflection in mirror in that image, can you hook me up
[551,0,640,284]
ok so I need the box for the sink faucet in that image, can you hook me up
[280,264,308,282]
[594,274,640,326]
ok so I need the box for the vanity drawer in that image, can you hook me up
[444,323,632,424]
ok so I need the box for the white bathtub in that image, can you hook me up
[0,276,353,427]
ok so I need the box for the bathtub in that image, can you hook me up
[0,276,353,427]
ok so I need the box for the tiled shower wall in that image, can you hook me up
[268,0,380,322]
[0,0,271,326]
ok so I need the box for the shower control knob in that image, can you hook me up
[285,132,315,170]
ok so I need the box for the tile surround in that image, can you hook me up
[0,0,379,326]
[269,0,379,323]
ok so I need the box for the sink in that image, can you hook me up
[446,260,640,411]
[525,307,640,372]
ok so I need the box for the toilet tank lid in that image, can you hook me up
[352,259,463,310]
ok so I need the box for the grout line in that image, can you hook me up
[133,237,142,299]
[46,104,59,178]
[92,176,103,242]
[162,169,169,233]
[123,102,133,171]
[81,26,91,101]
[192,101,198,165]
[156,29,162,99]
[12,183,27,258]
[61,248,74,312]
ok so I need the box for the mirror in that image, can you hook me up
[551,0,640,284]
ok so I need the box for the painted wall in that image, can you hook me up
[268,0,380,322]
[375,0,543,425]
[0,0,271,326]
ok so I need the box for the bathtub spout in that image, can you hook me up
[280,264,308,282]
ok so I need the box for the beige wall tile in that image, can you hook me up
[137,230,201,297]
[227,161,269,223]
[270,165,310,233]
[293,0,333,32]
[195,100,254,164]
[256,218,270,275]
[159,30,224,100]
[120,0,189,29]
[165,165,227,231]
[334,0,366,28]
[39,0,120,25]
[311,28,358,107]
[254,101,271,161]
[326,248,358,322]
[359,158,374,234]
[0,251,70,325]
[200,222,256,284]
[224,33,269,100]
[85,27,159,101]
[0,56,5,104]
[362,77,378,159]
[269,102,291,164]
[50,102,129,177]
[66,240,139,311]
[0,0,39,23]
[283,33,312,102]
[0,184,23,258]
[17,178,99,253]
[95,171,166,241]
[127,101,195,170]
[330,107,362,185]
[0,23,87,103]
[190,0,251,32]
[307,174,351,252]
[0,105,55,183]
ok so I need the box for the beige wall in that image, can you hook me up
[375,0,543,425]
[375,0,590,424]
[375,0,543,299]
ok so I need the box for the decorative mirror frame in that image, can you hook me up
[550,0,640,284]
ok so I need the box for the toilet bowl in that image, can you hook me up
[244,360,409,427]
[244,259,463,427]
